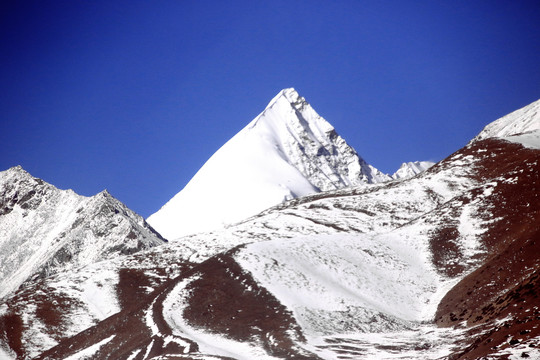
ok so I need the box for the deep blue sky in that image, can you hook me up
[1,1,539,217]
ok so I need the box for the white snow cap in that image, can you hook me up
[392,161,435,180]
[147,88,390,240]
[474,98,540,141]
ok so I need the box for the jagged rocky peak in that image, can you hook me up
[147,88,392,240]
[0,166,165,300]
[0,165,76,217]
[280,87,306,108]
[2,164,27,177]
[254,87,392,188]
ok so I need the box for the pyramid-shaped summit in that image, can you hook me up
[147,88,390,239]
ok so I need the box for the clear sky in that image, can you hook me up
[1,1,539,218]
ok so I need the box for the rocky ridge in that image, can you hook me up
[0,166,166,300]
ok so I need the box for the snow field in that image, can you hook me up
[306,323,473,360]
[503,129,540,150]
[233,232,438,336]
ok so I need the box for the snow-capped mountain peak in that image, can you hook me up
[391,161,435,180]
[247,88,391,187]
[0,166,165,300]
[147,88,391,240]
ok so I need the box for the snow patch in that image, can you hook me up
[80,268,120,319]
[306,324,472,360]
[392,161,435,180]
[63,335,115,360]
[0,345,15,360]
[494,337,540,360]
[234,233,440,336]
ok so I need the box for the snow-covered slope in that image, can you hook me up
[474,98,540,142]
[30,97,538,360]
[147,88,391,239]
[0,166,166,300]
[391,161,435,179]
[472,98,540,151]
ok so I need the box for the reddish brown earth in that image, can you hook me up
[0,312,23,358]
[33,275,195,360]
[0,258,192,359]
[0,278,88,359]
[34,247,320,359]
[182,247,317,359]
[434,138,540,358]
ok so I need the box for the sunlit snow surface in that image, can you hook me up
[503,130,540,150]
[474,98,540,141]
[148,88,391,239]
[391,161,435,180]
[234,234,435,334]
[474,97,540,150]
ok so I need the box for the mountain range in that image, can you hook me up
[0,89,538,360]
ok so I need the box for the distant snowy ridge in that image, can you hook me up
[148,88,393,240]
[391,161,435,180]
[0,166,165,300]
